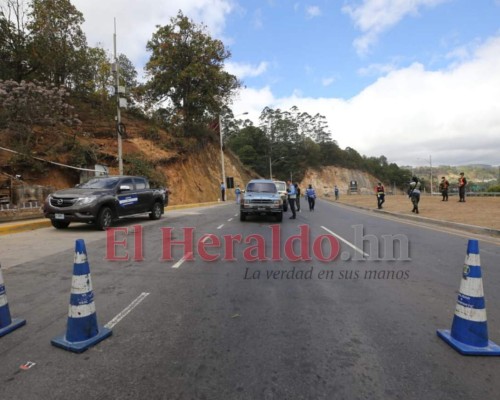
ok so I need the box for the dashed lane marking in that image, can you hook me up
[321,226,369,258]
[105,292,150,329]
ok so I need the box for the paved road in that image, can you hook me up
[2,201,500,399]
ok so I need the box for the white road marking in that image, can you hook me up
[171,236,211,269]
[320,226,369,258]
[171,252,193,269]
[217,224,224,229]
[228,218,233,222]
[104,292,150,329]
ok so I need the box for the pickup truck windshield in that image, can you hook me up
[246,182,277,193]
[79,177,120,189]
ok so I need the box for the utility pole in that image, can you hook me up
[113,19,123,175]
[219,114,226,192]
[268,118,272,179]
[269,156,272,180]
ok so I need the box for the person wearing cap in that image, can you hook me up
[375,182,385,209]
[439,176,449,201]
[458,172,467,202]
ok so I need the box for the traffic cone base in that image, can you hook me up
[51,326,112,353]
[437,239,500,356]
[0,265,26,338]
[437,329,500,356]
[0,317,26,338]
[51,239,111,353]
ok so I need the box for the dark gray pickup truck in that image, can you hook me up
[43,175,166,230]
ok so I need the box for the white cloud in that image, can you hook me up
[322,77,335,86]
[234,35,500,166]
[357,62,397,76]
[231,86,276,123]
[72,0,234,77]
[225,61,269,79]
[343,0,449,55]
[306,5,322,18]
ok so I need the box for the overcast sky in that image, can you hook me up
[71,0,500,167]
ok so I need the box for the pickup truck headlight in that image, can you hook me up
[75,195,98,205]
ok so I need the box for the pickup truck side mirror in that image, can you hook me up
[119,185,131,192]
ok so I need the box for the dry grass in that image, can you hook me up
[327,194,500,230]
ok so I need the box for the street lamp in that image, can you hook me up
[220,112,248,195]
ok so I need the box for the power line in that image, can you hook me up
[0,145,105,173]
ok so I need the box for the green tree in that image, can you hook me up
[0,0,33,81]
[81,46,111,96]
[145,11,241,135]
[28,0,88,87]
[227,126,269,176]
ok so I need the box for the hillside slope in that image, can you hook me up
[0,105,257,205]
[300,166,381,196]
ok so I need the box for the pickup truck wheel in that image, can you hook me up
[275,212,283,222]
[240,212,246,221]
[51,220,70,229]
[149,201,163,220]
[96,207,113,230]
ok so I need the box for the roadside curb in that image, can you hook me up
[0,201,227,235]
[330,199,500,237]
[0,219,51,235]
[168,201,223,210]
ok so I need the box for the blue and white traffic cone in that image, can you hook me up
[51,239,112,353]
[0,264,26,337]
[437,239,500,355]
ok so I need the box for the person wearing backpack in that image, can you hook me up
[408,177,421,214]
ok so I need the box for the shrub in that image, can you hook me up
[124,155,166,188]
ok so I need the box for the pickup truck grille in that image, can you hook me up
[249,199,273,204]
[50,197,77,208]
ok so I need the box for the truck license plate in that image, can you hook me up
[55,213,65,220]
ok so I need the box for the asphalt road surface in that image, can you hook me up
[2,200,500,399]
